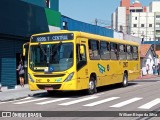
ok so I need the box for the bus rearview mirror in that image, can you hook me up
[23,48,26,56]
[80,45,85,54]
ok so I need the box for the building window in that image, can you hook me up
[136,9,143,12]
[156,15,160,18]
[156,23,160,27]
[135,17,137,20]
[133,24,137,27]
[149,24,152,27]
[156,15,160,20]
[141,24,144,27]
[130,10,135,13]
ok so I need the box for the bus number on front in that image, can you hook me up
[123,62,128,67]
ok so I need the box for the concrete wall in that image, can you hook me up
[129,12,154,41]
[113,31,123,40]
[124,33,141,44]
[116,7,126,33]
[149,1,160,12]
[112,12,116,30]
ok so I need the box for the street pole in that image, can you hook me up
[154,12,156,51]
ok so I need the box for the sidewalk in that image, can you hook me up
[136,74,159,80]
[0,84,46,102]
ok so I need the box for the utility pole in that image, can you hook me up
[154,12,156,51]
[95,18,98,26]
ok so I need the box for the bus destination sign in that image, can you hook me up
[31,33,74,42]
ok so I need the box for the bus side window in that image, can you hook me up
[89,40,100,60]
[133,46,138,60]
[127,45,133,60]
[119,44,126,60]
[100,41,110,60]
[110,42,118,60]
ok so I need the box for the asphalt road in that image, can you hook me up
[1,77,160,120]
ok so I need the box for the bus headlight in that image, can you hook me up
[28,74,34,83]
[64,72,74,82]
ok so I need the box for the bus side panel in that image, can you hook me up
[128,61,140,81]
[108,61,123,84]
[98,61,111,86]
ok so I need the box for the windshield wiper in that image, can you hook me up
[38,42,47,56]
[50,41,62,56]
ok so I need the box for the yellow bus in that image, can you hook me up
[23,30,140,94]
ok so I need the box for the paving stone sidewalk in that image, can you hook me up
[136,74,159,80]
[0,84,46,102]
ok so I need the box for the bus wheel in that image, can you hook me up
[87,77,97,95]
[122,73,128,87]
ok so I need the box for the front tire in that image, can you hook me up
[122,73,128,87]
[87,77,97,95]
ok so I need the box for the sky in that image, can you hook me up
[59,0,154,26]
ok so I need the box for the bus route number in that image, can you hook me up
[37,37,47,42]
[123,62,128,67]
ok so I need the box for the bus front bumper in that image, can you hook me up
[29,81,77,91]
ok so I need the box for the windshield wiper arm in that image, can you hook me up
[50,41,62,56]
[38,42,47,56]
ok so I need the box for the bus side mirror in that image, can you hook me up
[23,48,26,57]
[80,45,85,54]
[23,42,29,57]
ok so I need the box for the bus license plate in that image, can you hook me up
[45,87,53,90]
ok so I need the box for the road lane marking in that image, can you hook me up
[95,93,105,96]
[14,98,48,104]
[83,97,120,107]
[133,85,142,87]
[36,98,70,105]
[59,96,98,106]
[138,98,160,109]
[110,97,142,108]
[0,97,32,104]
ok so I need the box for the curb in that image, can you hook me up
[28,92,45,97]
[136,76,159,80]
[0,96,28,102]
[0,92,45,102]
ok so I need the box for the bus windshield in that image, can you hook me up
[30,42,73,72]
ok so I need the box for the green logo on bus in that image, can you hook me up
[98,63,105,74]
[55,78,62,82]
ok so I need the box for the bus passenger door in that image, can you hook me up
[76,39,89,90]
